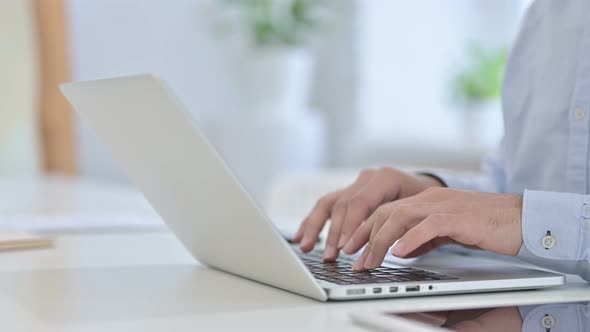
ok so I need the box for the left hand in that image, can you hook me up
[341,187,523,270]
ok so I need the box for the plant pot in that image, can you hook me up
[233,47,314,116]
[205,46,324,205]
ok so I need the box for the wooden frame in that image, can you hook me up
[33,0,77,175]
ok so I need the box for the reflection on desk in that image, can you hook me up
[2,178,590,331]
[386,302,589,331]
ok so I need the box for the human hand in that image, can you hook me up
[395,307,522,331]
[343,188,523,270]
[293,168,444,261]
[449,307,522,331]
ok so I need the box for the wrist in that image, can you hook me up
[506,194,524,256]
[417,173,446,188]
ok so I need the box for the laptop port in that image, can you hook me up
[373,287,382,294]
[406,285,420,292]
[389,286,398,293]
[346,288,366,295]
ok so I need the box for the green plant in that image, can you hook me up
[218,0,324,47]
[450,43,508,106]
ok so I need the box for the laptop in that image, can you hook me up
[60,74,565,301]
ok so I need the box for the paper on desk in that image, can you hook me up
[0,213,167,234]
[0,231,53,251]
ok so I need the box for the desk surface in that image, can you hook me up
[1,178,590,331]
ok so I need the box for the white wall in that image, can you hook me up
[311,0,358,166]
[67,0,239,182]
[67,0,531,185]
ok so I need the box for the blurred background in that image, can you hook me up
[1,0,533,219]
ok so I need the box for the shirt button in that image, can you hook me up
[575,107,586,120]
[542,235,556,249]
[542,315,555,328]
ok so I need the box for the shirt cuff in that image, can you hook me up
[419,171,504,193]
[520,303,583,332]
[519,189,588,260]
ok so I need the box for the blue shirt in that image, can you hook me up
[519,302,590,331]
[435,0,590,281]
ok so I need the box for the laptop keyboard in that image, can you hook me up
[298,251,458,285]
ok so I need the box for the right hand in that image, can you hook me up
[292,167,444,261]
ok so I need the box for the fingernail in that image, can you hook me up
[353,251,368,270]
[301,237,311,249]
[363,253,375,269]
[392,241,405,257]
[323,246,336,260]
[342,240,354,253]
[352,260,365,271]
[337,237,347,249]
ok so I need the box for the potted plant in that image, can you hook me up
[211,0,325,115]
[449,43,507,144]
[204,0,327,203]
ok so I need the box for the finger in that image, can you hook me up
[342,217,374,254]
[292,220,306,243]
[364,204,431,269]
[401,237,454,258]
[391,214,457,258]
[323,200,347,260]
[366,196,427,247]
[365,204,397,247]
[295,190,345,244]
[352,244,371,271]
[323,170,375,260]
[338,169,403,248]
[343,202,407,259]
[299,191,341,251]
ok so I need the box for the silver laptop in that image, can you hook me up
[60,74,564,301]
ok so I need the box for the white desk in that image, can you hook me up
[1,178,590,331]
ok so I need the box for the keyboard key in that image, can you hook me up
[298,251,456,284]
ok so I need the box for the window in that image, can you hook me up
[338,0,529,169]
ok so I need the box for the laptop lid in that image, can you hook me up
[61,74,327,301]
